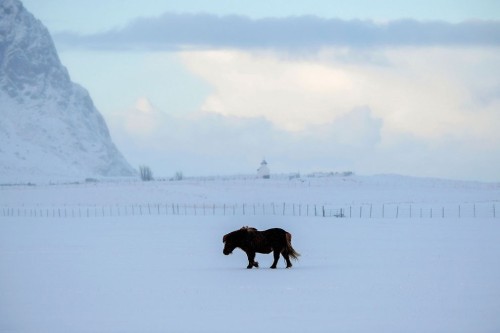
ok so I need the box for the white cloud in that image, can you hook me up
[180,47,500,143]
[121,97,164,136]
[180,50,363,131]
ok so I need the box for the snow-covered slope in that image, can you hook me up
[0,0,136,183]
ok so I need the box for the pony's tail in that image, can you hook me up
[285,232,300,261]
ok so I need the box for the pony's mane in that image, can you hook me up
[223,226,257,243]
[240,226,257,232]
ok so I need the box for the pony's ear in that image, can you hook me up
[223,234,227,243]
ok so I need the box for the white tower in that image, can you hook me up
[257,160,270,179]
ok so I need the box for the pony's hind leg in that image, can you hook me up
[282,252,293,268]
[270,250,280,269]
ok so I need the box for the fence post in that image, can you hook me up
[11,201,489,220]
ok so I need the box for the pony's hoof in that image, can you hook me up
[253,262,259,268]
[270,265,277,269]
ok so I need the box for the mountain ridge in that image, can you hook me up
[0,0,136,182]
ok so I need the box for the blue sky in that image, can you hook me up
[22,0,500,181]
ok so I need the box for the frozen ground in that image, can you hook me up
[1,176,499,332]
[1,216,500,333]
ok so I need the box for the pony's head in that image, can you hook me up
[222,226,257,255]
[222,231,237,255]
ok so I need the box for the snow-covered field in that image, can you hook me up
[2,174,500,206]
[1,175,500,332]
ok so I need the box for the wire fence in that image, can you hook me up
[1,202,499,219]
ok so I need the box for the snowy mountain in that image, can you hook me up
[0,0,136,182]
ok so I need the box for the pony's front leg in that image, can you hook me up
[246,251,259,269]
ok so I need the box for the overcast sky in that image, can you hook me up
[23,0,500,181]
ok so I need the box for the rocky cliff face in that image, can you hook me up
[0,0,136,182]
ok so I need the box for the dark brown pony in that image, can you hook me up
[223,226,300,269]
